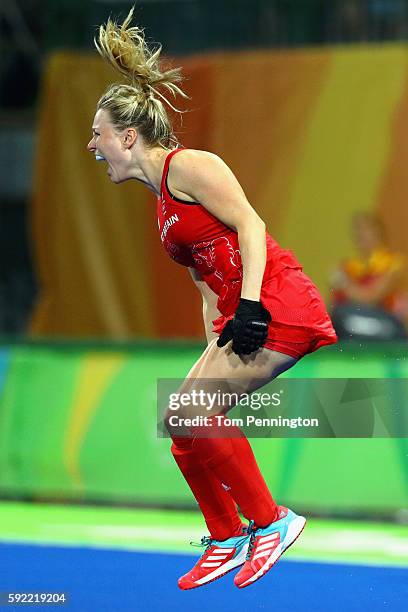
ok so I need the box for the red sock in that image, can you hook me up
[191,416,278,527]
[171,436,244,541]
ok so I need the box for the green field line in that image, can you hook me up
[0,502,407,568]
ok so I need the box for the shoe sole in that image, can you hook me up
[235,516,306,589]
[178,543,248,590]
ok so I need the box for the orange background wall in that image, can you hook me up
[30,45,408,338]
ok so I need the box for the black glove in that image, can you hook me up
[217,298,271,355]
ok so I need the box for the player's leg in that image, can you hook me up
[169,342,250,589]
[169,339,296,535]
[169,342,244,543]
[177,339,297,528]
[167,339,305,588]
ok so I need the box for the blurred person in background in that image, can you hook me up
[330,212,408,333]
[368,0,408,41]
[87,8,337,591]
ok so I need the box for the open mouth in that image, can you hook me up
[95,153,112,177]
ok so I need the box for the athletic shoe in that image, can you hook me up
[178,527,249,590]
[234,506,306,588]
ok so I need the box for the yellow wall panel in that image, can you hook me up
[30,46,408,337]
[278,45,408,297]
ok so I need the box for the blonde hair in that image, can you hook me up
[95,6,188,148]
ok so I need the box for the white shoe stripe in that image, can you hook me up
[258,533,279,544]
[256,540,277,553]
[252,550,272,562]
[195,543,249,585]
[206,554,229,560]
[212,548,234,553]
[201,562,222,568]
[239,516,306,587]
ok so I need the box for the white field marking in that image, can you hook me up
[33,524,408,557]
[300,530,408,556]
[3,522,407,562]
[39,524,204,541]
[0,533,406,570]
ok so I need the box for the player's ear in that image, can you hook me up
[123,128,137,148]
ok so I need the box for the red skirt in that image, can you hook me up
[213,267,338,359]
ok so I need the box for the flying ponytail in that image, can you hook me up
[94,6,188,148]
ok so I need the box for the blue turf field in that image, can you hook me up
[0,543,407,611]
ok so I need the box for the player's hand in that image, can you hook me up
[217,298,271,355]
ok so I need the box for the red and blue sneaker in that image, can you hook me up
[178,527,249,590]
[234,506,306,588]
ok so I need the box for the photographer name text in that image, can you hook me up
[167,415,319,429]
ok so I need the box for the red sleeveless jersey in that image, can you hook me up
[157,148,303,320]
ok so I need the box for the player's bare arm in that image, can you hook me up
[188,267,220,344]
[171,150,267,302]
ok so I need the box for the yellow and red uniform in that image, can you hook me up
[334,247,406,317]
